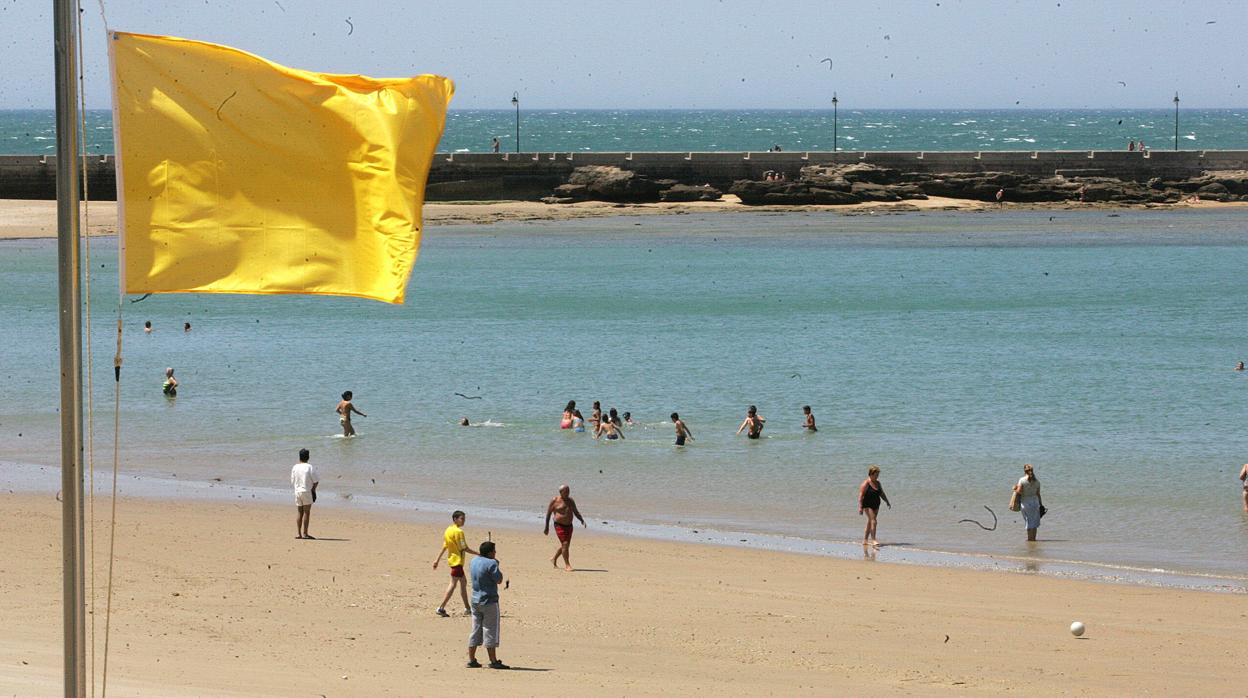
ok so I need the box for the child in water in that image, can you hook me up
[162,367,178,397]
[571,410,586,433]
[803,405,817,432]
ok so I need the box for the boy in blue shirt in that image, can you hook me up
[466,541,508,669]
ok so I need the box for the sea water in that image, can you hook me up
[2,108,1247,154]
[2,210,1247,587]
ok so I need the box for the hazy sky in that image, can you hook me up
[2,0,1244,110]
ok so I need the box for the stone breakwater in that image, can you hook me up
[3,151,1248,204]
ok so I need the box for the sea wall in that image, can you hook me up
[3,151,1248,201]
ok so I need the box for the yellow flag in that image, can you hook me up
[110,32,453,304]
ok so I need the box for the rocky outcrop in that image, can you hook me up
[546,162,1248,206]
[659,184,722,202]
[566,166,663,202]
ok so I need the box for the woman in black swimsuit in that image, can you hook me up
[858,465,891,547]
[735,405,765,440]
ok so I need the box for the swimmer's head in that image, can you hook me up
[747,405,757,416]
[565,400,576,412]
[670,412,679,421]
[342,391,353,401]
[803,405,811,414]
[459,417,470,426]
[592,401,601,410]
[144,321,151,329]
[868,465,880,477]
[298,448,310,462]
[165,367,174,377]
[558,484,570,496]
[609,408,618,418]
[623,412,631,420]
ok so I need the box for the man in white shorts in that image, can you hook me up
[291,448,319,539]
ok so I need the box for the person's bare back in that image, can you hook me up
[335,391,366,437]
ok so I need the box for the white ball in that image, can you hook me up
[1070,621,1085,637]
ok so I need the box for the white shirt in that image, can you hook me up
[291,462,319,493]
[1016,476,1041,498]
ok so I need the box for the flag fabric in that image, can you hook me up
[109,32,453,304]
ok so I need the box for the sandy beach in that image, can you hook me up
[0,492,1243,696]
[3,196,1246,239]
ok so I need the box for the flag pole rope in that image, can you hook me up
[79,1,123,696]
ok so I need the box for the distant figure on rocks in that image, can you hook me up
[803,405,817,432]
[1128,139,1136,151]
[162,367,178,397]
[544,484,587,571]
[335,390,366,437]
[291,448,319,539]
[491,137,500,153]
[995,188,1005,205]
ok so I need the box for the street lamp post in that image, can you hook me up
[1173,92,1180,151]
[832,92,839,153]
[511,92,520,153]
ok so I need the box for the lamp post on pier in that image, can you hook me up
[832,92,839,153]
[1172,92,1180,151]
[511,92,521,153]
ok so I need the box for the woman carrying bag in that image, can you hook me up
[1012,463,1045,541]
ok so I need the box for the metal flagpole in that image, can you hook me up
[53,0,87,695]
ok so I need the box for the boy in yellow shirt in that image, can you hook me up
[432,510,478,617]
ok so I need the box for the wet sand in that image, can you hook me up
[3,196,1245,239]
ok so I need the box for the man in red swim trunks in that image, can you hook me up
[544,484,587,572]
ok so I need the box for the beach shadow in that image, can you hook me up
[876,542,913,548]
[306,537,351,542]
[573,568,609,573]
[1033,539,1069,543]
[503,666,552,672]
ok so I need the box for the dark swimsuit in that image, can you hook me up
[675,433,686,446]
[861,483,882,511]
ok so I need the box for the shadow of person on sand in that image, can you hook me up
[501,666,553,672]
[302,537,351,542]
[572,568,608,573]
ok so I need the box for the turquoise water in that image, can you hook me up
[2,108,1247,154]
[2,210,1248,583]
